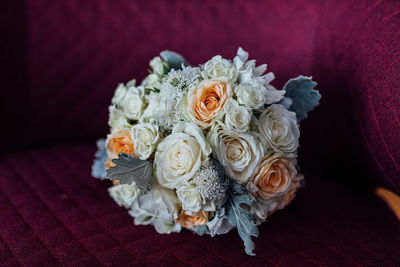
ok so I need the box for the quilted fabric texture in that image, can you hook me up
[1,0,400,265]
[0,144,399,266]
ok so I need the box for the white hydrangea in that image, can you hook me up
[152,66,200,130]
[160,66,200,101]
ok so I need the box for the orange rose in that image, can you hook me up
[252,153,296,200]
[187,78,232,128]
[105,129,134,168]
[179,210,208,228]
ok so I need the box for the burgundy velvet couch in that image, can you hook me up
[1,0,399,266]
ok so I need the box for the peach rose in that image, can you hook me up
[187,78,232,128]
[252,153,296,200]
[179,210,208,228]
[270,180,301,215]
[105,129,135,168]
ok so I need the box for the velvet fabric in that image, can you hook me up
[1,0,400,265]
[0,144,399,266]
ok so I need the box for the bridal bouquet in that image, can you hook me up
[92,48,320,255]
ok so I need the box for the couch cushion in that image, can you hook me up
[0,144,398,266]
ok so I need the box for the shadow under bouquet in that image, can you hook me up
[92,48,320,255]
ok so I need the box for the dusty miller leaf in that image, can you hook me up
[91,139,107,179]
[106,153,153,192]
[282,75,320,122]
[193,224,209,236]
[224,179,259,256]
[160,50,189,70]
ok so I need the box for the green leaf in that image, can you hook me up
[282,75,320,122]
[224,179,259,256]
[160,50,189,70]
[106,153,153,192]
[91,139,107,179]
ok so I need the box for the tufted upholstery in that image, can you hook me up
[1,0,400,265]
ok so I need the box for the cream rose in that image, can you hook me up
[154,122,211,189]
[187,78,232,128]
[121,86,145,120]
[108,105,130,131]
[257,104,299,157]
[129,184,181,234]
[234,81,268,110]
[208,123,263,184]
[150,56,167,76]
[108,184,140,209]
[202,55,238,82]
[130,123,160,160]
[111,83,128,106]
[142,73,162,89]
[251,153,296,200]
[224,99,251,132]
[176,184,202,212]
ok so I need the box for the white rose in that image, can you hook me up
[108,105,130,131]
[223,99,251,132]
[150,56,166,76]
[142,73,162,89]
[129,184,181,234]
[111,83,128,106]
[122,86,145,120]
[154,122,211,189]
[257,104,299,157]
[130,123,160,160]
[234,81,268,109]
[140,92,162,122]
[108,184,140,209]
[208,123,263,184]
[202,55,238,82]
[176,184,202,212]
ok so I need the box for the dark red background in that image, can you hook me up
[1,0,399,265]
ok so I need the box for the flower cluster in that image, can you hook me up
[92,48,320,255]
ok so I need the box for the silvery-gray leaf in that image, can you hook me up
[91,139,107,179]
[280,97,293,110]
[224,178,259,256]
[106,153,153,192]
[282,75,320,122]
[193,224,209,236]
[160,50,189,70]
[211,158,228,186]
